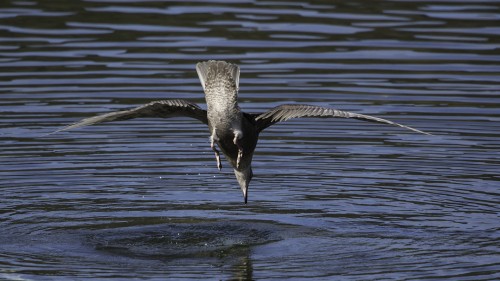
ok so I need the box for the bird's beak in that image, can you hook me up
[234,168,252,204]
[243,185,248,204]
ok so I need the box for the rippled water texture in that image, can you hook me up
[1,0,499,280]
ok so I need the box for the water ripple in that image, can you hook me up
[1,0,499,279]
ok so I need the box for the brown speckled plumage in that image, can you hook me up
[54,60,430,203]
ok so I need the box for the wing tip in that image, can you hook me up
[39,124,76,138]
[406,126,433,136]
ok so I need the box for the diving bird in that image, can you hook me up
[54,60,430,203]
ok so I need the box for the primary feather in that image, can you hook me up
[255,104,430,135]
[52,99,207,134]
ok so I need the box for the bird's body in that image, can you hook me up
[54,60,430,203]
[196,61,258,200]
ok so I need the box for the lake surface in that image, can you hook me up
[1,0,499,280]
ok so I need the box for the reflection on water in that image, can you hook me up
[1,0,499,280]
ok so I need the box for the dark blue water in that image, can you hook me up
[1,0,499,280]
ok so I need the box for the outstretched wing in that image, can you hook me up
[53,99,208,133]
[255,104,430,135]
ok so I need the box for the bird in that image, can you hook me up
[54,60,430,203]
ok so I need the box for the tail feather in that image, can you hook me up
[196,60,240,91]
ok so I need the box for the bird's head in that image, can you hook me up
[234,167,253,204]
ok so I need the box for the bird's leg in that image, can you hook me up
[210,135,222,171]
[233,131,243,169]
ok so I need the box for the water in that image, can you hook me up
[1,0,499,280]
